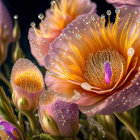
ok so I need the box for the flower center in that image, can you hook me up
[14,70,43,92]
[84,48,127,90]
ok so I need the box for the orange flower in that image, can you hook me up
[28,0,96,66]
[44,8,140,115]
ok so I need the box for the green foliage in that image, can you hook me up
[0,86,17,125]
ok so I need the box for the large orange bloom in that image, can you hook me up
[28,0,96,66]
[44,8,140,115]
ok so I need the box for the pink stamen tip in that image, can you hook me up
[104,61,112,84]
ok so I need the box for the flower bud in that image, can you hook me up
[12,15,20,42]
[0,119,23,140]
[12,41,24,63]
[11,58,44,112]
[39,90,79,137]
[0,0,12,66]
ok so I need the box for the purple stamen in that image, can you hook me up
[104,61,112,84]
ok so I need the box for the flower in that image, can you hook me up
[28,0,96,66]
[107,0,140,6]
[0,0,12,66]
[44,8,140,115]
[38,89,79,137]
[0,119,22,140]
[11,58,44,112]
[106,0,140,19]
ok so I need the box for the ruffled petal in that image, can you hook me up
[107,0,140,6]
[28,0,96,66]
[80,69,140,115]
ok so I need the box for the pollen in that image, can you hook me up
[14,70,43,92]
[0,129,8,140]
[84,48,127,90]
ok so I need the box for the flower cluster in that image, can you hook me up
[0,0,140,139]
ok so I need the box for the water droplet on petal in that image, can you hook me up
[128,47,134,56]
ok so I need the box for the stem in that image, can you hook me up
[114,113,140,140]
[24,112,37,134]
[0,71,12,90]
[105,131,118,140]
[18,112,26,139]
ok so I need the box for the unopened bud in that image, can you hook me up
[12,41,24,63]
[39,90,79,137]
[13,15,20,42]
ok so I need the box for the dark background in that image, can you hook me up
[2,0,114,59]
[3,0,114,35]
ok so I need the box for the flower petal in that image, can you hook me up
[107,0,140,6]
[28,0,96,66]
[80,69,140,115]
[0,119,23,140]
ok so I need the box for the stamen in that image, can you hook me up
[30,22,36,28]
[104,61,112,84]
[106,10,112,25]
[51,0,56,9]
[101,14,106,25]
[38,13,44,20]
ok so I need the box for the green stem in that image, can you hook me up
[114,113,140,140]
[105,131,118,140]
[18,112,26,139]
[0,71,12,90]
[24,112,37,134]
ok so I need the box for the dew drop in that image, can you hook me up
[136,19,140,23]
[101,14,105,19]
[106,10,112,16]
[81,82,91,90]
[38,13,44,20]
[115,8,120,14]
[128,47,135,56]
[91,16,95,21]
[13,14,18,20]
[30,22,36,27]
[75,33,81,39]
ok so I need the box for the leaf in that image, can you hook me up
[29,134,56,140]
[44,113,60,135]
[40,134,55,140]
[0,87,17,125]
[119,126,134,140]
[0,86,11,107]
[0,99,17,124]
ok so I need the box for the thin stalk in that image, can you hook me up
[114,113,140,140]
[24,112,37,134]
